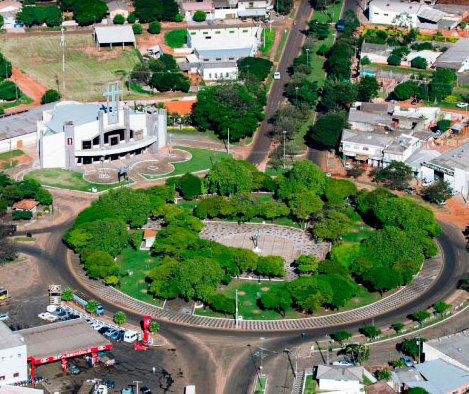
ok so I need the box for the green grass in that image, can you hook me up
[0,149,23,161]
[24,168,132,192]
[304,375,316,394]
[164,30,187,48]
[116,245,163,307]
[1,160,18,169]
[340,222,374,243]
[254,377,267,394]
[260,28,276,53]
[340,284,381,311]
[0,35,142,101]
[142,146,231,179]
[14,237,36,242]
[367,63,433,76]
[274,27,289,62]
[312,0,344,23]
[177,201,199,209]
[264,167,291,177]
[0,93,34,111]
[363,375,373,386]
[308,27,335,86]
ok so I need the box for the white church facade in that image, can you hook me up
[37,83,167,169]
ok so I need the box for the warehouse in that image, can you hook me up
[93,25,136,50]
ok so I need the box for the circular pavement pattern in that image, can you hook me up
[83,168,120,184]
[131,149,191,176]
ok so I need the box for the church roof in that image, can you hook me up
[44,102,102,135]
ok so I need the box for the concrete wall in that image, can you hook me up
[0,343,28,386]
[369,3,418,27]
[0,132,36,154]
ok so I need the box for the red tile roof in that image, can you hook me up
[143,228,157,239]
[163,100,196,115]
[12,199,39,211]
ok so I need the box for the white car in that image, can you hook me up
[435,199,446,205]
[422,179,433,187]
[456,102,468,108]
[0,312,8,321]
[344,162,352,169]
[273,71,281,80]
[451,189,460,195]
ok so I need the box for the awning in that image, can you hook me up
[237,9,266,17]
[356,154,369,161]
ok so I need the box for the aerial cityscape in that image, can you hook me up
[0,0,468,393]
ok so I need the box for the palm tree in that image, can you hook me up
[345,344,370,365]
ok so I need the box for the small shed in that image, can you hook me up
[12,199,39,213]
[93,26,136,50]
[142,228,157,249]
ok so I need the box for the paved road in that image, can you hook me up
[246,0,312,165]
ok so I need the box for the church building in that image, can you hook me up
[37,83,167,169]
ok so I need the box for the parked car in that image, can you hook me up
[422,179,433,187]
[140,387,152,394]
[404,187,416,194]
[435,199,446,205]
[0,312,8,321]
[105,329,118,337]
[324,172,331,177]
[26,232,32,238]
[99,327,111,335]
[451,189,460,195]
[335,19,345,30]
[103,379,115,388]
[457,102,468,108]
[344,162,352,169]
[411,99,419,105]
[110,330,121,340]
[333,359,354,365]
[273,71,281,80]
[67,364,80,375]
[401,356,414,367]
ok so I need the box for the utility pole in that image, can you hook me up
[235,289,238,328]
[283,130,287,168]
[133,381,142,394]
[227,128,230,155]
[306,48,310,66]
[259,337,265,386]
[9,139,12,167]
[60,26,66,91]
[14,78,18,101]
[417,338,420,364]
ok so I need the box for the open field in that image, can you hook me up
[24,168,131,192]
[0,35,143,101]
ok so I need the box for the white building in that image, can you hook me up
[200,62,238,80]
[405,50,442,68]
[0,1,21,29]
[37,84,167,169]
[434,38,469,72]
[368,0,460,29]
[187,26,262,51]
[423,332,469,372]
[421,141,469,196]
[316,365,364,394]
[0,322,28,386]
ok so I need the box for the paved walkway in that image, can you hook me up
[69,240,443,331]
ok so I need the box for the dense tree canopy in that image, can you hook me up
[73,0,108,25]
[17,5,62,27]
[307,113,346,148]
[238,57,273,81]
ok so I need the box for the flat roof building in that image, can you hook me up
[434,37,469,72]
[0,322,27,386]
[423,331,469,372]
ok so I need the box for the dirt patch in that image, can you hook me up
[140,289,147,293]
[260,287,270,292]
[352,298,361,303]
[243,301,252,306]
[145,258,154,263]
[251,309,261,314]
[138,279,145,284]
[4,67,48,113]
[237,291,246,296]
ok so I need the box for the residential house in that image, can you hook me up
[421,141,469,196]
[404,359,469,394]
[0,1,21,29]
[368,0,462,30]
[199,62,238,80]
[366,381,398,394]
[390,367,424,393]
[404,49,442,68]
[213,0,239,20]
[405,148,441,177]
[434,37,469,72]
[12,200,39,214]
[423,332,469,372]
[142,229,157,249]
[315,364,364,394]
[360,42,395,64]
[181,1,214,21]
[105,0,130,19]
[359,66,411,94]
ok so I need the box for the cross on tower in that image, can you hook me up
[103,82,123,124]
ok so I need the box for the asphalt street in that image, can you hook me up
[246,0,313,165]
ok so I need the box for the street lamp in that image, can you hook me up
[283,130,287,169]
[295,86,299,104]
[306,48,310,66]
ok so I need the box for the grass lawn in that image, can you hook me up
[164,30,187,48]
[304,375,316,394]
[254,377,267,394]
[368,63,433,76]
[142,146,231,179]
[1,160,18,169]
[116,245,163,307]
[0,149,23,161]
[14,237,36,242]
[24,168,131,192]
[260,28,276,53]
[195,279,304,320]
[274,27,289,62]
[340,211,374,243]
[312,0,344,23]
[0,35,143,101]
[264,167,291,177]
[0,93,34,112]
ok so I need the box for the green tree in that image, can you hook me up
[105,275,119,286]
[432,68,457,84]
[41,89,61,104]
[436,119,451,132]
[127,12,136,23]
[84,250,119,279]
[363,266,403,294]
[330,243,360,269]
[231,247,258,272]
[332,330,352,345]
[406,388,431,394]
[149,322,160,332]
[0,14,3,28]
[377,368,391,381]
[0,53,12,79]
[357,76,380,102]
[134,0,163,22]
[400,338,425,359]
[345,344,370,364]
[312,210,353,243]
[132,23,143,34]
[308,21,330,40]
[411,56,428,69]
[361,56,371,65]
[276,161,327,200]
[61,288,73,301]
[73,0,108,25]
[391,359,405,368]
[177,173,202,199]
[412,310,430,326]
[148,20,161,34]
[149,72,190,92]
[238,57,273,81]
[360,325,381,339]
[287,192,324,229]
[393,80,419,101]
[392,322,405,333]
[208,293,235,315]
[295,254,320,274]
[320,81,357,111]
[285,79,319,106]
[207,159,253,195]
[86,299,98,314]
[307,113,346,148]
[423,178,453,202]
[260,287,292,317]
[113,311,126,325]
[86,218,129,257]
[256,255,285,278]
[374,161,413,190]
[274,0,294,14]
[113,14,125,24]
[433,301,451,316]
[0,81,20,101]
[0,234,16,263]
[193,10,207,21]
[35,188,53,205]
[325,178,357,204]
